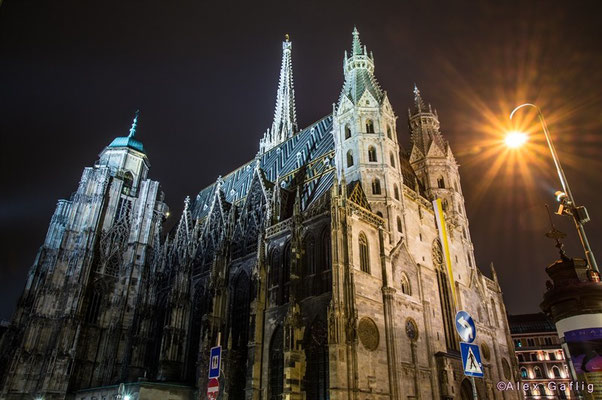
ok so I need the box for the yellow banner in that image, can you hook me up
[433,198,457,306]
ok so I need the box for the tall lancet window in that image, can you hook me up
[371,178,381,195]
[269,326,284,400]
[85,286,103,324]
[304,318,329,400]
[433,239,458,351]
[390,152,395,167]
[366,119,375,133]
[437,177,445,188]
[368,146,377,162]
[359,232,370,273]
[347,150,354,167]
[345,124,352,139]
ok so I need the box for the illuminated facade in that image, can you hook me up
[0,29,519,400]
[509,313,573,399]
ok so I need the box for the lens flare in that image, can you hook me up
[505,131,528,148]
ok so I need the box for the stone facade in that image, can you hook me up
[0,29,519,400]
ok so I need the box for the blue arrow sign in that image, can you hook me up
[455,310,476,343]
[460,342,484,378]
[209,345,221,379]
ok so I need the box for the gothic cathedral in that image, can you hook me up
[0,29,519,400]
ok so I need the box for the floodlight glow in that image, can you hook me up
[504,131,528,148]
[123,396,131,400]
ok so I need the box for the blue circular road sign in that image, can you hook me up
[455,310,476,343]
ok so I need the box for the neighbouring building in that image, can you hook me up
[0,28,520,400]
[509,313,573,398]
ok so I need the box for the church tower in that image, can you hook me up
[259,34,298,154]
[334,28,405,240]
[408,86,476,266]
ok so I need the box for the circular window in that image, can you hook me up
[405,318,418,341]
[481,342,491,360]
[358,317,379,351]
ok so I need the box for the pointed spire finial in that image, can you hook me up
[352,26,362,55]
[128,109,140,138]
[285,33,289,42]
[413,84,426,113]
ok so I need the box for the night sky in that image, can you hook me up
[1,0,601,320]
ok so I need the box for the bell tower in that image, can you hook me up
[333,27,405,239]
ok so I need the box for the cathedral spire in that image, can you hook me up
[352,26,362,55]
[259,34,298,154]
[128,109,140,138]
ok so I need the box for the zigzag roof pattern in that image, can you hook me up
[192,115,335,220]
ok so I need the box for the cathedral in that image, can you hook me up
[0,29,520,400]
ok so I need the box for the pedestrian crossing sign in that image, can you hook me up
[460,342,483,377]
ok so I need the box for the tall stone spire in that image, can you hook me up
[128,109,140,138]
[259,34,298,154]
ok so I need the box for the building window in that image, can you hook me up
[268,249,281,304]
[528,338,535,347]
[434,239,458,351]
[366,119,375,133]
[372,178,381,195]
[320,228,332,295]
[397,216,403,233]
[347,150,354,167]
[390,152,395,167]
[437,177,445,188]
[521,368,528,378]
[85,287,102,324]
[345,124,351,139]
[394,184,400,200]
[553,366,562,378]
[368,146,377,162]
[359,233,370,273]
[400,273,411,295]
[304,319,329,400]
[376,211,383,218]
[303,234,316,297]
[387,126,392,139]
[534,366,543,378]
[269,327,284,400]
[490,298,498,327]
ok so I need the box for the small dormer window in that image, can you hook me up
[366,119,375,133]
[345,125,352,139]
[365,100,369,105]
[368,146,377,162]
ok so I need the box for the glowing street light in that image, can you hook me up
[509,103,599,273]
[504,130,528,148]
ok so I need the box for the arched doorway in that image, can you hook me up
[460,378,474,400]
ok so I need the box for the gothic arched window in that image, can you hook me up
[366,119,375,133]
[269,326,284,400]
[371,178,381,195]
[553,366,562,378]
[85,287,102,324]
[534,366,543,379]
[437,176,445,188]
[394,184,400,200]
[346,150,354,167]
[282,242,291,304]
[268,249,281,304]
[400,273,411,295]
[434,239,458,351]
[490,298,499,327]
[229,273,250,398]
[122,171,134,195]
[304,319,329,400]
[303,234,316,297]
[397,216,403,233]
[321,228,332,295]
[521,368,528,378]
[359,232,370,273]
[376,211,383,218]
[390,152,395,167]
[387,126,392,139]
[345,124,351,139]
[368,146,377,162]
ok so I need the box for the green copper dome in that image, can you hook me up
[108,110,145,153]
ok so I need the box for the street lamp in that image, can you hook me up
[509,103,599,273]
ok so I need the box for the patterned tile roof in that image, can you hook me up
[192,115,335,219]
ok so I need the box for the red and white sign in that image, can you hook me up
[206,378,219,399]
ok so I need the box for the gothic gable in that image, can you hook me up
[347,181,371,211]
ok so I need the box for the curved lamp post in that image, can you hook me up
[510,103,599,273]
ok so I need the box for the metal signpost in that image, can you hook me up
[456,311,482,400]
[207,333,222,399]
